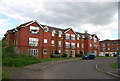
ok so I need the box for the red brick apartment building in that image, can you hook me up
[100,39,120,56]
[4,20,100,58]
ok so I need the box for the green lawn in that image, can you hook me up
[110,63,120,68]
[2,46,81,79]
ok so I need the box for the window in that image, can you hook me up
[30,26,39,35]
[77,35,80,40]
[90,36,92,39]
[28,49,38,56]
[51,40,54,46]
[71,34,75,40]
[29,38,39,46]
[44,39,48,43]
[107,43,110,45]
[65,50,69,54]
[44,27,49,32]
[52,30,56,36]
[43,49,47,54]
[58,41,61,47]
[66,33,70,40]
[59,31,62,37]
[77,43,79,48]
[108,48,110,50]
[77,50,79,54]
[94,45,97,49]
[58,50,61,53]
[82,35,85,38]
[82,43,84,48]
[52,32,54,36]
[112,48,115,50]
[71,43,75,49]
[51,50,54,54]
[66,42,70,48]
[94,38,97,42]
[102,44,105,47]
[90,44,92,47]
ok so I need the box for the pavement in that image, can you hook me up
[25,58,81,70]
[96,60,120,78]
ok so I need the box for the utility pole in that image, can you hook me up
[116,48,120,76]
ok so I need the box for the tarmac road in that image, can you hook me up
[38,58,117,79]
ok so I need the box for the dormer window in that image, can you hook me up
[77,34,80,40]
[30,26,39,35]
[44,27,49,32]
[90,35,92,39]
[94,37,97,42]
[82,35,85,38]
[59,31,62,37]
[52,30,56,36]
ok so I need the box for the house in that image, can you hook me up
[4,20,100,58]
[99,39,120,56]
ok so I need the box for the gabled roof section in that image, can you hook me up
[19,20,44,29]
[91,34,99,39]
[64,28,77,35]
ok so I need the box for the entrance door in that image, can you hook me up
[71,50,75,57]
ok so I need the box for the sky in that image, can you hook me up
[0,0,119,40]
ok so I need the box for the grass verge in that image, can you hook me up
[110,63,120,68]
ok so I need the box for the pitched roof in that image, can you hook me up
[4,20,99,38]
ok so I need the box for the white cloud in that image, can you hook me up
[0,0,118,40]
[0,19,11,39]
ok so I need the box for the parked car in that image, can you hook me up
[82,53,96,60]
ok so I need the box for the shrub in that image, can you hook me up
[105,53,109,57]
[80,51,83,54]
[50,54,54,58]
[2,71,10,79]
[55,50,59,54]
[79,54,83,57]
[61,54,67,57]
[75,54,80,57]
[54,54,60,58]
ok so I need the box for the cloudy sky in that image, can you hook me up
[0,0,119,40]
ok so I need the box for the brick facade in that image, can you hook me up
[4,20,100,58]
[99,39,120,56]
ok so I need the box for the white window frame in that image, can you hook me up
[58,50,61,53]
[108,48,110,50]
[71,43,75,49]
[43,49,47,54]
[66,33,70,40]
[30,26,39,35]
[71,34,75,40]
[94,38,97,42]
[65,50,69,54]
[58,41,61,47]
[59,31,62,37]
[82,43,84,48]
[28,49,38,56]
[51,50,54,54]
[44,27,49,32]
[51,40,54,46]
[29,38,39,47]
[77,43,79,48]
[90,44,92,47]
[102,44,105,47]
[44,39,48,43]
[66,42,70,48]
